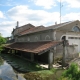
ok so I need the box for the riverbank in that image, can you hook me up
[0,45,4,53]
[0,56,26,80]
[0,53,65,80]
[1,53,45,72]
[1,46,80,80]
[24,69,64,80]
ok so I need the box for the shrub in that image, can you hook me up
[60,63,80,80]
[0,36,6,45]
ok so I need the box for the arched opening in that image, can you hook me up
[27,37,30,41]
[45,35,50,40]
[72,26,80,32]
[62,36,66,41]
[35,37,38,41]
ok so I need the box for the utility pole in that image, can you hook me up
[60,0,61,24]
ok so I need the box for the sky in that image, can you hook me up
[0,0,80,37]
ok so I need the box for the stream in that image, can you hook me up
[0,53,65,80]
[0,54,26,80]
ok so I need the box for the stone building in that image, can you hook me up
[5,20,80,68]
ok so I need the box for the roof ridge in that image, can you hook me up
[47,20,79,29]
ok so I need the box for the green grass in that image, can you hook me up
[37,68,56,76]
[24,69,55,80]
[24,69,64,80]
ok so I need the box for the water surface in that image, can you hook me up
[0,56,26,80]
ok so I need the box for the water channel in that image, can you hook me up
[0,54,26,80]
[0,53,64,80]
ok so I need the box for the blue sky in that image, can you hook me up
[0,0,80,37]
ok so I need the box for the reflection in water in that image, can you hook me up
[0,57,4,66]
[0,57,26,80]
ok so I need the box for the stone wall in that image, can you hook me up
[16,30,54,42]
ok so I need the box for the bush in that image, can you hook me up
[0,45,4,53]
[60,63,80,80]
[0,36,6,45]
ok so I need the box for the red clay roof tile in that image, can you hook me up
[5,41,62,54]
[19,26,45,36]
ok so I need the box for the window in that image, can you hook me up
[68,37,80,39]
[27,37,30,41]
[35,37,38,41]
[45,35,50,40]
[72,26,80,32]
[68,37,74,39]
[22,38,24,42]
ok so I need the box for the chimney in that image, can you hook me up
[55,22,57,25]
[16,21,19,28]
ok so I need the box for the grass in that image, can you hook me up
[24,70,55,80]
[24,69,64,80]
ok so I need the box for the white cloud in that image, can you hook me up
[32,0,80,9]
[59,0,80,8]
[7,5,60,26]
[0,5,60,37]
[2,5,80,37]
[62,12,80,22]
[0,21,16,37]
[0,11,4,18]
[31,0,56,9]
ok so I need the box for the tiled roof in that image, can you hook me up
[19,26,46,36]
[18,20,78,36]
[18,22,67,36]
[47,20,77,29]
[12,23,35,35]
[5,41,62,54]
[19,27,35,35]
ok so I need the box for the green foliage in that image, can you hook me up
[0,36,6,45]
[0,45,4,53]
[60,63,80,80]
[24,69,56,80]
[63,63,78,77]
[0,35,6,53]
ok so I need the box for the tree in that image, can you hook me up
[0,35,6,45]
